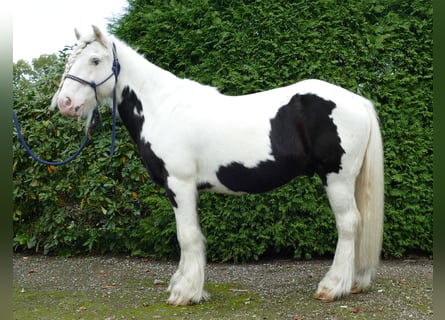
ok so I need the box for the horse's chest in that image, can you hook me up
[118,87,170,187]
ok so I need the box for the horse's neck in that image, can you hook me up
[115,40,182,112]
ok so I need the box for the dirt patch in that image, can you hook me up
[13,254,433,319]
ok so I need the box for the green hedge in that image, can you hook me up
[13,0,432,261]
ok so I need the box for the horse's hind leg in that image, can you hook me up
[166,176,208,306]
[314,174,359,302]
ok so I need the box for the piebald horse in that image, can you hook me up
[51,26,384,306]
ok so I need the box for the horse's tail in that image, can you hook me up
[354,99,384,289]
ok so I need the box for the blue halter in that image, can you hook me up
[13,42,120,166]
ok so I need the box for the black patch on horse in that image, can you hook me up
[216,93,345,193]
[118,86,177,207]
[197,182,213,191]
[118,87,144,144]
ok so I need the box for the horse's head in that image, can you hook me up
[51,26,117,122]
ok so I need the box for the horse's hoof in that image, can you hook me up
[166,297,193,306]
[314,289,336,302]
[166,290,208,306]
[350,286,363,294]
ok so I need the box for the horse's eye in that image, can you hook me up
[91,57,100,66]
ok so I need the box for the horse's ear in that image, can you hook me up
[92,25,108,47]
[74,28,81,40]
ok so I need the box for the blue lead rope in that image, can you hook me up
[13,109,99,166]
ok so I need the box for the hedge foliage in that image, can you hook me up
[13,0,432,262]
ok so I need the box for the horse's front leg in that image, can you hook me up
[166,176,208,306]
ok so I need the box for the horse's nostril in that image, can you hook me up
[74,106,80,112]
[64,97,72,107]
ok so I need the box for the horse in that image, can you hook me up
[50,25,384,306]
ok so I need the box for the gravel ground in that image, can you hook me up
[13,254,433,319]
